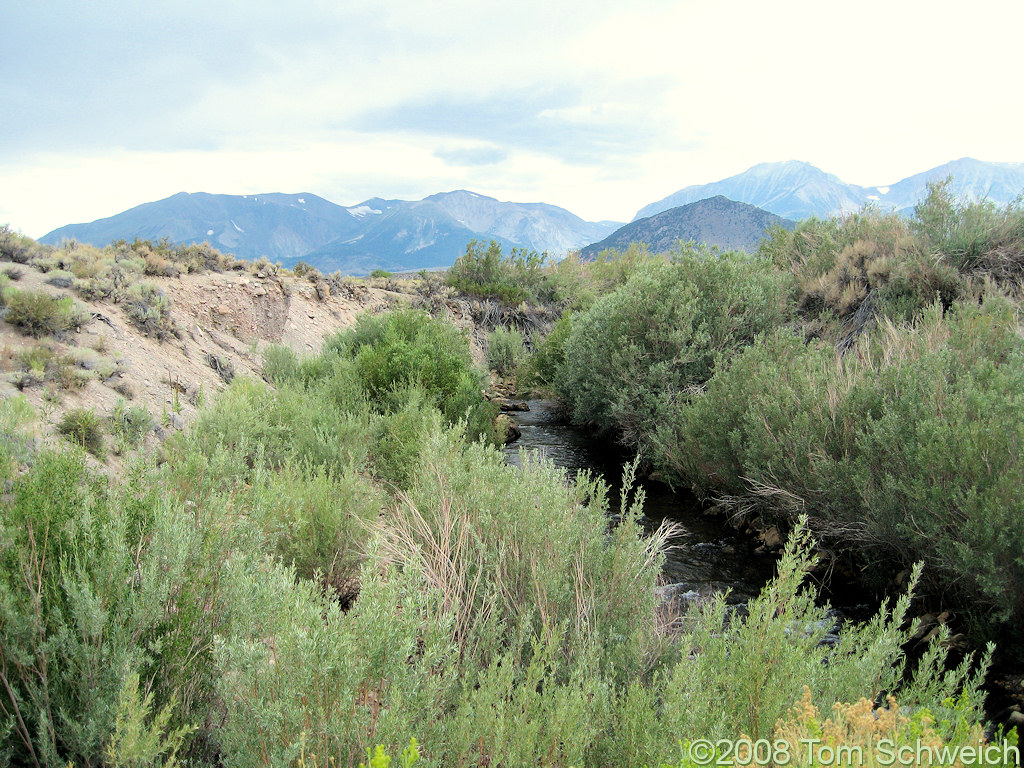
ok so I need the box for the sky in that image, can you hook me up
[2,0,1022,238]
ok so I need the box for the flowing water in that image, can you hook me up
[502,400,1023,721]
[501,399,777,604]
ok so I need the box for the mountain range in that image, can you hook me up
[40,191,619,275]
[581,197,795,258]
[635,157,1024,222]
[39,157,1024,275]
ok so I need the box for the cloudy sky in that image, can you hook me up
[2,0,1021,237]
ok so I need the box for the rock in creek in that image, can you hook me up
[496,413,521,445]
[492,396,530,412]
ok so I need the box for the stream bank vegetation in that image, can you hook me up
[0,348,1010,765]
[548,181,1024,647]
[0,180,1021,764]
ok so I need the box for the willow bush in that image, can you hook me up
[557,249,794,450]
[656,294,1024,636]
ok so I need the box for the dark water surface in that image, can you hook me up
[501,399,777,604]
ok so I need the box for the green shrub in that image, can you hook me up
[180,377,372,474]
[213,554,456,768]
[914,178,1024,278]
[74,258,140,301]
[761,185,1024,344]
[212,443,669,766]
[291,260,316,278]
[3,288,90,337]
[337,309,497,443]
[0,395,37,478]
[486,325,525,377]
[45,268,77,288]
[557,250,794,449]
[29,254,60,272]
[170,241,240,272]
[659,294,1024,638]
[761,210,913,281]
[370,268,393,278]
[0,224,42,264]
[0,444,266,765]
[371,389,449,489]
[250,256,279,277]
[758,209,960,340]
[0,452,173,764]
[103,672,195,768]
[383,444,670,674]
[58,406,106,457]
[109,399,154,449]
[563,242,665,308]
[521,310,573,388]
[644,523,991,756]
[123,281,177,339]
[262,344,300,385]
[245,460,382,596]
[143,252,183,277]
[11,343,67,390]
[212,464,994,768]
[446,240,559,304]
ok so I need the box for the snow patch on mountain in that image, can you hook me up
[347,205,382,218]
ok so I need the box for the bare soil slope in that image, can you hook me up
[0,265,417,463]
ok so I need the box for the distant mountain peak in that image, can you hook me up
[635,158,1024,222]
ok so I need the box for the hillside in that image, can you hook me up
[0,259,399,462]
[0,231,532,463]
[40,190,620,275]
[581,196,795,257]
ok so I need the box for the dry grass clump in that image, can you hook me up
[5,342,118,392]
[249,256,280,277]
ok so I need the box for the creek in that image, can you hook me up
[501,399,1024,724]
[501,399,778,607]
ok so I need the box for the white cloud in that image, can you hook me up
[1,0,1022,236]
